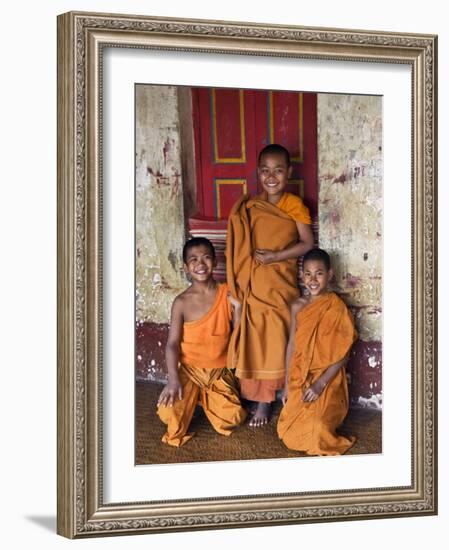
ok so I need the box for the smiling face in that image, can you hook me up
[301,259,333,299]
[257,152,292,203]
[183,244,216,283]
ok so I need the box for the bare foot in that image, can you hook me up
[249,402,272,427]
[242,399,257,415]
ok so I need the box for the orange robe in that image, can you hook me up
[226,192,311,402]
[158,283,246,446]
[277,292,357,455]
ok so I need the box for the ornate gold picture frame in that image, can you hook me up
[57,11,437,538]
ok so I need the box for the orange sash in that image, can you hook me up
[180,283,232,369]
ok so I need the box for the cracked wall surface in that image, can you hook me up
[317,93,383,405]
[136,85,188,327]
[318,93,383,342]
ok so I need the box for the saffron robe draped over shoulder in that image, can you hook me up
[277,292,357,456]
[158,283,246,447]
[180,283,233,369]
[226,192,311,400]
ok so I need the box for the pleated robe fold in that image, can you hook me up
[277,292,357,455]
[226,193,311,401]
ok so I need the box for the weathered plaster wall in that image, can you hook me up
[136,85,188,328]
[317,93,382,406]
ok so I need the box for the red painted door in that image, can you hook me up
[192,87,318,220]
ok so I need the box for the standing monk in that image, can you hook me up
[226,144,314,426]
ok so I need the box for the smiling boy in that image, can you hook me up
[277,248,358,455]
[157,237,246,447]
[226,144,314,427]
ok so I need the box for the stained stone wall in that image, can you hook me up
[317,93,383,406]
[135,85,188,326]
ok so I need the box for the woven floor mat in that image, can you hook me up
[136,381,382,465]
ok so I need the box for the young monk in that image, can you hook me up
[226,144,314,427]
[277,248,357,455]
[157,237,246,446]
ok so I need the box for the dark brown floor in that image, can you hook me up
[136,380,382,465]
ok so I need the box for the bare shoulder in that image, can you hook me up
[291,296,309,313]
[171,288,193,314]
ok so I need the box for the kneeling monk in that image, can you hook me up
[157,237,246,447]
[277,248,357,456]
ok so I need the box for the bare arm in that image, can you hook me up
[157,298,184,407]
[255,221,314,264]
[302,354,349,402]
[227,292,242,329]
[281,300,302,404]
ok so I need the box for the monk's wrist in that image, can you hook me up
[167,371,180,384]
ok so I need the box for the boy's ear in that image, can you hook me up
[328,268,334,281]
[183,263,189,274]
[288,165,293,178]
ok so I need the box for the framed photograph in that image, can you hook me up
[57,11,437,538]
